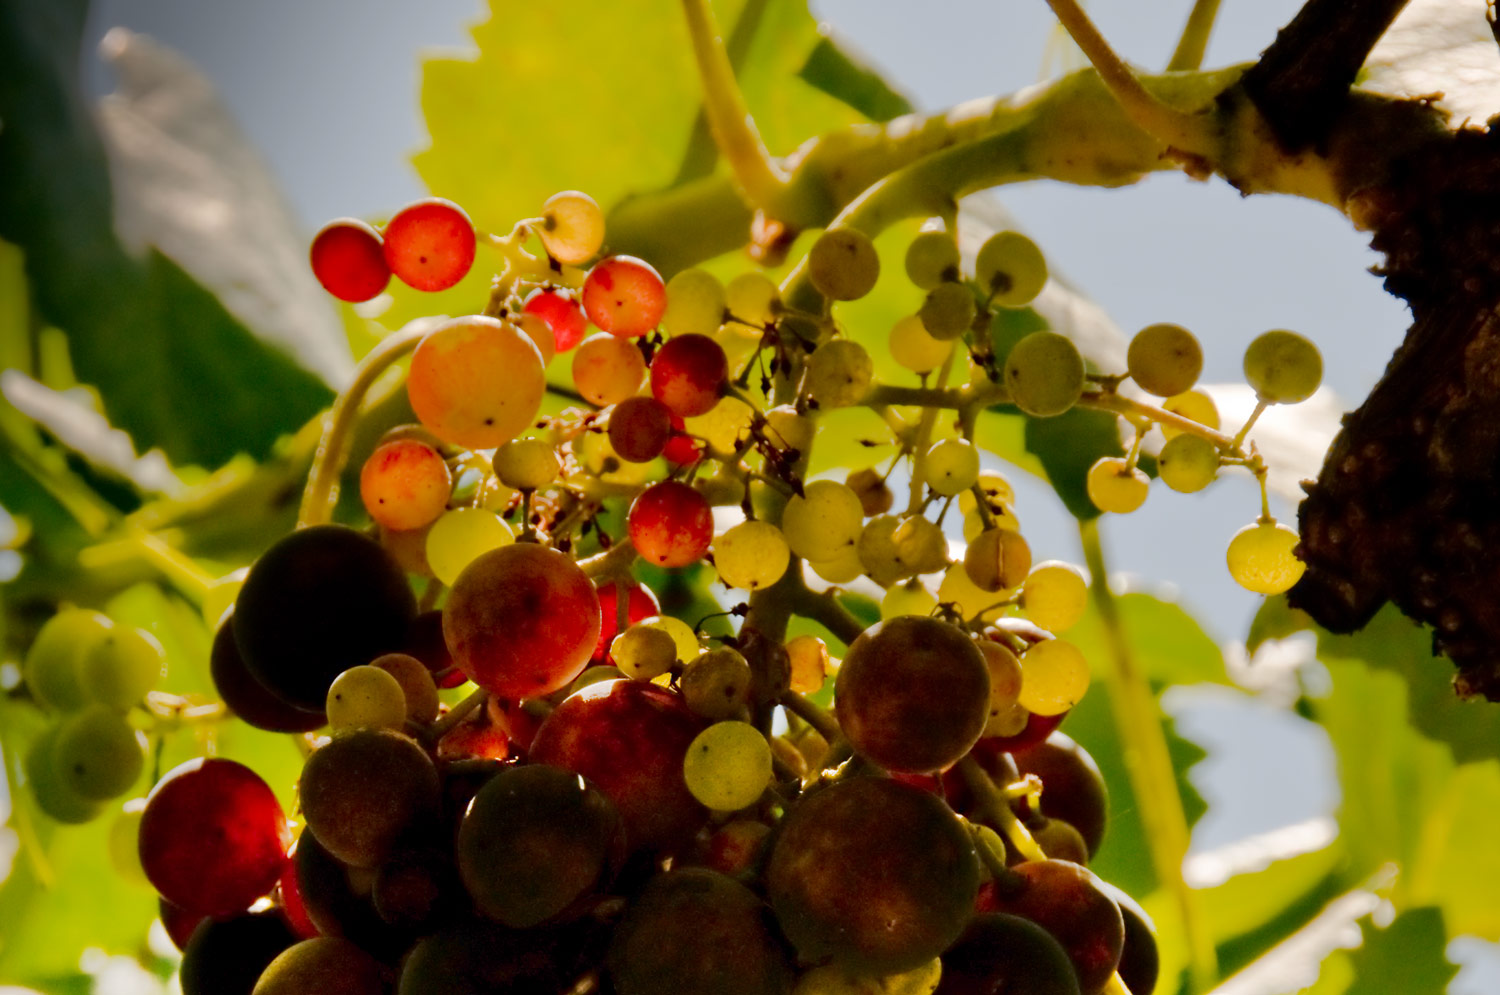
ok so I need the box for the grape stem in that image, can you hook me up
[956,754,1046,863]
[77,527,214,605]
[779,689,841,743]
[1168,0,1223,71]
[422,687,490,746]
[783,569,868,645]
[904,346,957,515]
[1079,519,1218,990]
[298,323,431,528]
[577,539,639,581]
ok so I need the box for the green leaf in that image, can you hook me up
[1023,405,1125,521]
[797,36,915,122]
[0,0,332,466]
[1068,590,1233,687]
[1247,592,1316,654]
[1344,908,1457,995]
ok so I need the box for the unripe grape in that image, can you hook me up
[25,608,114,712]
[424,508,513,585]
[724,272,780,336]
[964,527,1032,593]
[1244,329,1322,404]
[1158,433,1220,493]
[359,438,452,532]
[976,231,1047,306]
[683,721,773,811]
[1127,323,1202,397]
[610,625,678,681]
[635,615,702,665]
[1227,521,1306,594]
[917,281,976,341]
[53,704,145,801]
[783,480,865,560]
[809,228,880,301]
[686,395,753,453]
[1020,561,1089,632]
[1086,456,1149,514]
[889,314,951,373]
[81,624,164,709]
[765,404,814,455]
[680,647,753,721]
[27,723,104,823]
[539,190,605,265]
[904,230,960,290]
[1004,331,1084,417]
[1162,388,1220,439]
[809,545,866,584]
[663,268,727,337]
[806,340,873,408]
[924,437,980,496]
[572,332,647,406]
[326,665,408,732]
[714,520,791,590]
[1018,639,1090,716]
[492,438,560,490]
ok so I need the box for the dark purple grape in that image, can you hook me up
[299,728,440,868]
[937,913,1081,995]
[180,910,298,995]
[292,830,402,950]
[1099,882,1159,995]
[210,614,325,733]
[250,937,386,995]
[986,860,1124,995]
[1013,732,1109,858]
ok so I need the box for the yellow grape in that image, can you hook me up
[572,333,647,406]
[963,528,1032,593]
[724,272,780,337]
[808,545,866,584]
[714,521,791,590]
[1086,457,1149,514]
[794,958,942,995]
[326,665,408,731]
[1127,323,1203,398]
[1158,433,1220,493]
[610,625,679,681]
[635,615,701,664]
[937,563,1008,623]
[538,190,605,265]
[808,228,880,301]
[904,230,960,290]
[1018,639,1090,716]
[805,340,873,408]
[663,268,727,338]
[1243,329,1322,404]
[889,314,951,374]
[425,508,514,585]
[1227,521,1306,594]
[1161,388,1221,440]
[682,721,773,811]
[785,635,831,694]
[685,395,753,454]
[975,231,1047,307]
[782,480,865,561]
[491,438,560,491]
[1020,561,1089,632]
[1003,331,1084,418]
[882,581,937,621]
[923,438,980,497]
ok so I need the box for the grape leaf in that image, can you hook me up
[797,34,916,123]
[1344,908,1457,995]
[1068,590,1233,687]
[1023,405,1126,521]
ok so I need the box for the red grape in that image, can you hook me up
[608,396,674,463]
[628,481,712,567]
[406,315,546,450]
[359,438,452,532]
[308,219,390,302]
[650,334,728,417]
[159,897,205,952]
[582,256,666,337]
[593,579,661,663]
[277,857,320,940]
[662,431,703,467]
[139,758,292,918]
[523,287,588,353]
[382,197,476,292]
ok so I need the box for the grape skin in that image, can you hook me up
[407,314,546,449]
[1243,329,1322,404]
[682,721,773,811]
[808,228,880,301]
[1226,521,1306,594]
[1004,331,1084,418]
[1127,323,1202,398]
[713,520,790,590]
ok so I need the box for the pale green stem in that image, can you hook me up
[577,539,640,581]
[1168,0,1223,72]
[958,754,1047,862]
[1229,398,1269,452]
[1080,519,1218,991]
[779,689,841,743]
[905,347,957,514]
[76,529,214,605]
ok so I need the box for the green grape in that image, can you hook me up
[1227,521,1306,594]
[806,340,874,408]
[888,315,951,374]
[724,272,780,337]
[881,581,936,621]
[1020,561,1089,632]
[611,625,678,681]
[492,438,560,491]
[636,615,702,664]
[963,527,1032,593]
[904,230,960,290]
[538,190,605,265]
[107,798,151,888]
[1161,388,1220,439]
[794,958,942,995]
[1157,433,1220,493]
[938,564,1008,623]
[24,608,114,712]
[783,480,865,560]
[425,508,513,585]
[680,647,753,721]
[1243,329,1322,403]
[326,665,408,731]
[809,545,866,584]
[682,721,773,811]
[975,231,1047,307]
[917,282,976,341]
[923,438,980,497]
[857,517,909,588]
[764,404,814,455]
[54,704,146,801]
[1086,457,1149,514]
[371,652,440,724]
[1003,331,1084,418]
[685,395,753,453]
[1018,639,1090,716]
[808,228,880,301]
[1127,323,1203,397]
[81,624,164,709]
[26,724,103,823]
[663,268,727,337]
[714,520,790,590]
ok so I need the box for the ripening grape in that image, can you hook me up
[492,438,560,490]
[628,480,713,567]
[27,724,104,824]
[938,914,1081,995]
[889,314,951,373]
[572,333,648,407]
[975,231,1047,307]
[25,608,114,712]
[714,520,790,590]
[514,312,557,365]
[251,937,386,995]
[359,438,452,532]
[408,315,546,449]
[785,635,830,694]
[937,562,1008,623]
[1018,639,1090,716]
[1127,323,1203,397]
[904,230,960,290]
[80,623,163,710]
[918,281,977,341]
[583,255,667,337]
[610,625,678,681]
[978,640,1026,737]
[1086,456,1149,514]
[309,219,390,302]
[1005,330,1085,417]
[985,860,1125,995]
[781,479,865,560]
[635,614,702,665]
[1020,561,1089,632]
[882,580,936,621]
[539,190,606,264]
[924,437,980,496]
[382,198,476,292]
[723,271,780,336]
[594,581,662,662]
[523,287,588,353]
[806,339,874,408]
[1243,329,1322,403]
[299,728,441,868]
[683,721,773,811]
[964,527,1032,593]
[1158,433,1220,492]
[1227,521,1306,594]
[651,333,728,417]
[765,404,814,454]
[847,466,894,517]
[663,268,727,337]
[1162,388,1221,439]
[685,394,753,453]
[370,652,440,724]
[808,228,880,300]
[608,395,674,462]
[662,430,703,466]
[425,508,513,586]
[680,647,753,721]
[326,665,408,731]
[1014,732,1110,858]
